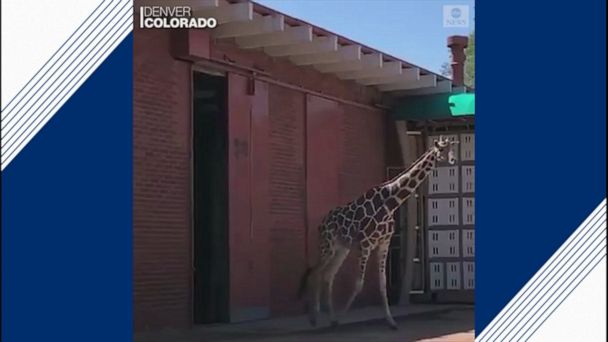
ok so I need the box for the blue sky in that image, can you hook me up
[255,0,475,74]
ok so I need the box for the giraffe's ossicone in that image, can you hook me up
[299,135,459,330]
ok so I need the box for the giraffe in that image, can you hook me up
[299,135,459,330]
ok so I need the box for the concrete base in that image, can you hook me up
[230,306,271,323]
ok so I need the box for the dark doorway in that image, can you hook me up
[193,71,230,324]
[386,168,405,305]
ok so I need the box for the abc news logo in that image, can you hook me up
[443,5,470,28]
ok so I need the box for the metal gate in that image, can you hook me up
[425,132,475,302]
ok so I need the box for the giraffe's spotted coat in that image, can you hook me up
[316,146,444,258]
[306,137,457,330]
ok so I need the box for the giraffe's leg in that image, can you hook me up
[322,244,350,327]
[342,246,372,314]
[377,237,398,330]
[308,251,332,327]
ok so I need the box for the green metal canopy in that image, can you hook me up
[391,93,475,120]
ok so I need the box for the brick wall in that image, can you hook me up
[133,26,192,331]
[211,39,382,107]
[334,104,387,308]
[134,26,389,330]
[267,85,308,315]
[266,89,387,315]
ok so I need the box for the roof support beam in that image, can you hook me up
[315,52,382,73]
[135,0,218,9]
[397,80,453,95]
[213,14,284,39]
[190,0,219,10]
[288,45,361,65]
[193,2,252,24]
[264,35,338,57]
[378,74,437,91]
[235,25,312,49]
[337,61,402,80]
[358,67,420,86]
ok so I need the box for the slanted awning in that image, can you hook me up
[391,92,475,120]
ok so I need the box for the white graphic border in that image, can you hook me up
[478,199,607,341]
[1,2,605,340]
[1,0,133,170]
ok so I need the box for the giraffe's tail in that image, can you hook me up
[297,266,313,300]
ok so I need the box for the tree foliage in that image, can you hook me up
[440,61,452,77]
[464,31,475,88]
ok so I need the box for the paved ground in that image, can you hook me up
[222,308,474,342]
[136,306,474,342]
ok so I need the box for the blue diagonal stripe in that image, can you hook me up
[1,0,115,125]
[521,253,606,341]
[485,213,606,341]
[1,0,134,169]
[3,14,133,166]
[518,246,606,341]
[505,230,606,341]
[478,200,607,341]
[0,0,107,113]
[2,0,129,144]
[1,3,132,157]
[480,204,605,341]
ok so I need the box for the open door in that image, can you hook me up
[192,71,230,324]
[193,71,271,323]
[226,73,271,322]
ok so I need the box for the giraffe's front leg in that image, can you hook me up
[342,246,371,314]
[377,237,398,330]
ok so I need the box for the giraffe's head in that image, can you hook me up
[433,135,459,165]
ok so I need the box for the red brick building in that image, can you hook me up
[133,0,462,331]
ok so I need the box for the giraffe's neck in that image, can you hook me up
[381,147,439,212]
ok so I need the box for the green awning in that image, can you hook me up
[392,93,475,120]
[449,93,475,116]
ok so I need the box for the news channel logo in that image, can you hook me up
[443,5,470,28]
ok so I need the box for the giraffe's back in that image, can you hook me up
[318,187,396,250]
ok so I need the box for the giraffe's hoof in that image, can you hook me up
[330,320,339,328]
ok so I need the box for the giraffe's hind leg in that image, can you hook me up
[342,245,372,314]
[322,244,350,327]
[307,247,333,327]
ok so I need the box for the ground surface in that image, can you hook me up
[227,308,474,342]
[136,307,474,342]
